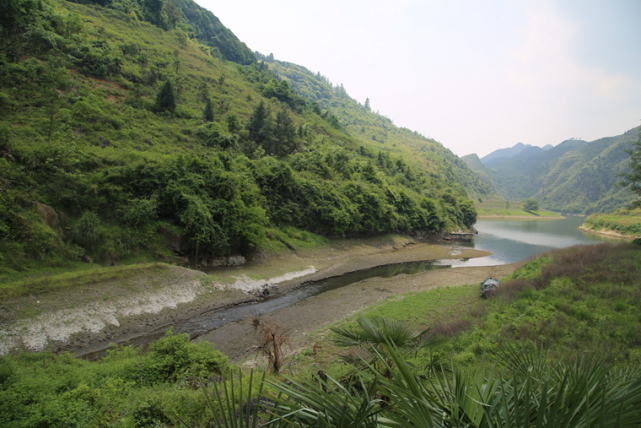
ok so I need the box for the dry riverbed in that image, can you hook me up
[0,235,506,357]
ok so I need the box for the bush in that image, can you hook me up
[141,329,229,383]
[72,211,102,249]
[196,122,237,149]
[522,198,539,211]
[118,198,157,226]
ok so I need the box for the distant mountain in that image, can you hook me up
[542,144,554,150]
[472,130,638,214]
[481,143,529,165]
[534,131,638,214]
[486,139,588,202]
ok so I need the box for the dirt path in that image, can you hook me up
[196,262,523,362]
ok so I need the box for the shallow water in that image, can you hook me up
[82,260,448,358]
[445,216,625,267]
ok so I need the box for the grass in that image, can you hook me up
[259,226,330,253]
[0,262,170,302]
[2,243,641,426]
[291,242,641,377]
[475,199,563,217]
[582,208,641,237]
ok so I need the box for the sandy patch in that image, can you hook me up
[578,225,638,239]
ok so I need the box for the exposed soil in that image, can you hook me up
[196,262,523,363]
[0,235,502,357]
[478,215,564,220]
[578,225,638,239]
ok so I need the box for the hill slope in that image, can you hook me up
[0,0,481,278]
[461,154,497,194]
[469,130,637,214]
[261,56,496,200]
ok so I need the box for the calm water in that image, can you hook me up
[445,215,625,267]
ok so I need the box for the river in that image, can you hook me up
[445,216,625,267]
[80,215,625,358]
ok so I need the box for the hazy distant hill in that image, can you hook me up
[468,130,638,214]
[482,142,556,168]
[480,142,529,165]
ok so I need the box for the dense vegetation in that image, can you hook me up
[0,0,482,279]
[261,56,496,200]
[463,129,640,214]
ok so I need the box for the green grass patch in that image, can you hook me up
[583,208,641,237]
[0,263,170,302]
[259,226,330,253]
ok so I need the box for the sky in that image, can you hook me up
[197,0,641,158]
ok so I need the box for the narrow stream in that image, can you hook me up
[82,260,449,359]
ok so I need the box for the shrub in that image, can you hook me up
[196,122,237,149]
[522,198,539,211]
[73,211,102,249]
[141,329,229,383]
[154,80,176,113]
[118,198,157,226]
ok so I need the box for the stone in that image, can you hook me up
[32,202,59,230]
[103,250,119,267]
[225,255,246,266]
[159,227,183,254]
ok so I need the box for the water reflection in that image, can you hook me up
[446,216,627,267]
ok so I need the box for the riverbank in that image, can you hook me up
[578,225,637,239]
[580,209,641,239]
[0,235,491,356]
[478,215,564,220]
[199,261,524,363]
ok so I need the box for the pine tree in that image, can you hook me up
[247,101,268,143]
[203,99,214,121]
[364,97,371,111]
[155,80,176,113]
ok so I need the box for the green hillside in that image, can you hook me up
[262,56,496,200]
[471,129,638,214]
[0,0,480,278]
[461,153,497,194]
[535,130,638,213]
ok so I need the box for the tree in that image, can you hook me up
[0,0,42,58]
[619,130,641,208]
[522,198,539,211]
[203,99,214,122]
[505,200,510,210]
[364,97,371,111]
[273,110,297,156]
[155,80,176,113]
[247,101,268,143]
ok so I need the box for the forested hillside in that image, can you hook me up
[463,128,639,214]
[460,154,496,194]
[0,0,481,277]
[260,56,495,200]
